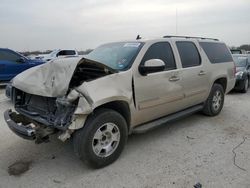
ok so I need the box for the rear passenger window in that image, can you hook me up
[65,50,76,55]
[199,42,233,63]
[176,42,201,68]
[141,42,176,70]
[57,50,76,56]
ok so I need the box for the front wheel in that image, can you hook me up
[202,84,225,116]
[73,109,128,168]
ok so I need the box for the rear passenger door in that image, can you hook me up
[175,41,210,106]
[134,42,185,125]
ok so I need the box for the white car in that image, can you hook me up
[33,49,78,62]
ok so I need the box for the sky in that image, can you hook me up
[0,0,250,51]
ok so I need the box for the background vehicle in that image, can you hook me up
[33,49,78,62]
[231,49,247,54]
[0,48,45,82]
[233,54,250,93]
[4,36,235,168]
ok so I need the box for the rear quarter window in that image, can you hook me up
[200,42,233,63]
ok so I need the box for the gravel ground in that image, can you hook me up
[0,89,249,188]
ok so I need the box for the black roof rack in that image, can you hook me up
[163,35,219,41]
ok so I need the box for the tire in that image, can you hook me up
[73,108,128,168]
[241,77,249,93]
[202,83,225,116]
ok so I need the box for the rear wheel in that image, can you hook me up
[73,109,128,168]
[203,84,224,116]
[241,77,249,93]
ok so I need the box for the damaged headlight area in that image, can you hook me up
[13,88,79,131]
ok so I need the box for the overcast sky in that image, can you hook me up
[0,0,250,51]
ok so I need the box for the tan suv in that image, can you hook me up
[4,36,235,168]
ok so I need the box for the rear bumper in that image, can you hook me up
[4,109,36,140]
[226,78,236,93]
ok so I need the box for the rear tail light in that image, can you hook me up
[233,63,236,77]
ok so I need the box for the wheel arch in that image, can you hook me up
[213,77,227,92]
[93,100,131,131]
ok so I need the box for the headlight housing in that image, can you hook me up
[236,71,244,78]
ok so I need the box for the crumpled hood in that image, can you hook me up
[12,57,116,97]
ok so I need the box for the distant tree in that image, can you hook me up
[20,50,52,56]
[238,45,250,51]
[19,49,93,57]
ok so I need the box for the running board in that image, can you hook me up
[132,104,204,134]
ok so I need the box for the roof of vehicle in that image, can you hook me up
[0,48,15,51]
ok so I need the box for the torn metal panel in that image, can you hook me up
[68,114,88,130]
[9,56,134,142]
[12,57,117,97]
[75,72,133,109]
[74,96,92,114]
[13,57,80,97]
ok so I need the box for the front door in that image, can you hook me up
[133,42,185,125]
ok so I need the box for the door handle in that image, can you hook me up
[169,76,180,81]
[198,70,206,76]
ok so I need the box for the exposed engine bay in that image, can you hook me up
[69,60,116,88]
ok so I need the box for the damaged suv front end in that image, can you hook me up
[4,57,118,143]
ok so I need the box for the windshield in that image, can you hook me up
[49,50,59,57]
[233,56,247,67]
[86,42,143,71]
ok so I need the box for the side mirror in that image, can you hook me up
[139,59,165,75]
[16,57,26,63]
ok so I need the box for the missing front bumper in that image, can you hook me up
[4,109,56,143]
[4,109,36,140]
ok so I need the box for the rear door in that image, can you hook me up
[133,42,185,125]
[175,41,210,106]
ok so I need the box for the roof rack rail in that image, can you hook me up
[163,35,219,41]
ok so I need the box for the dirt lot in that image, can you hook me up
[0,88,249,188]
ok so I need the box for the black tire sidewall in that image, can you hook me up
[209,84,224,115]
[74,109,128,168]
[242,78,249,93]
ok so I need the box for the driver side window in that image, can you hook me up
[141,42,176,70]
[0,50,21,63]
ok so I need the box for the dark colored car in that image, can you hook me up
[233,54,250,93]
[0,48,45,82]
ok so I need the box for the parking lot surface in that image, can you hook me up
[0,88,249,188]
